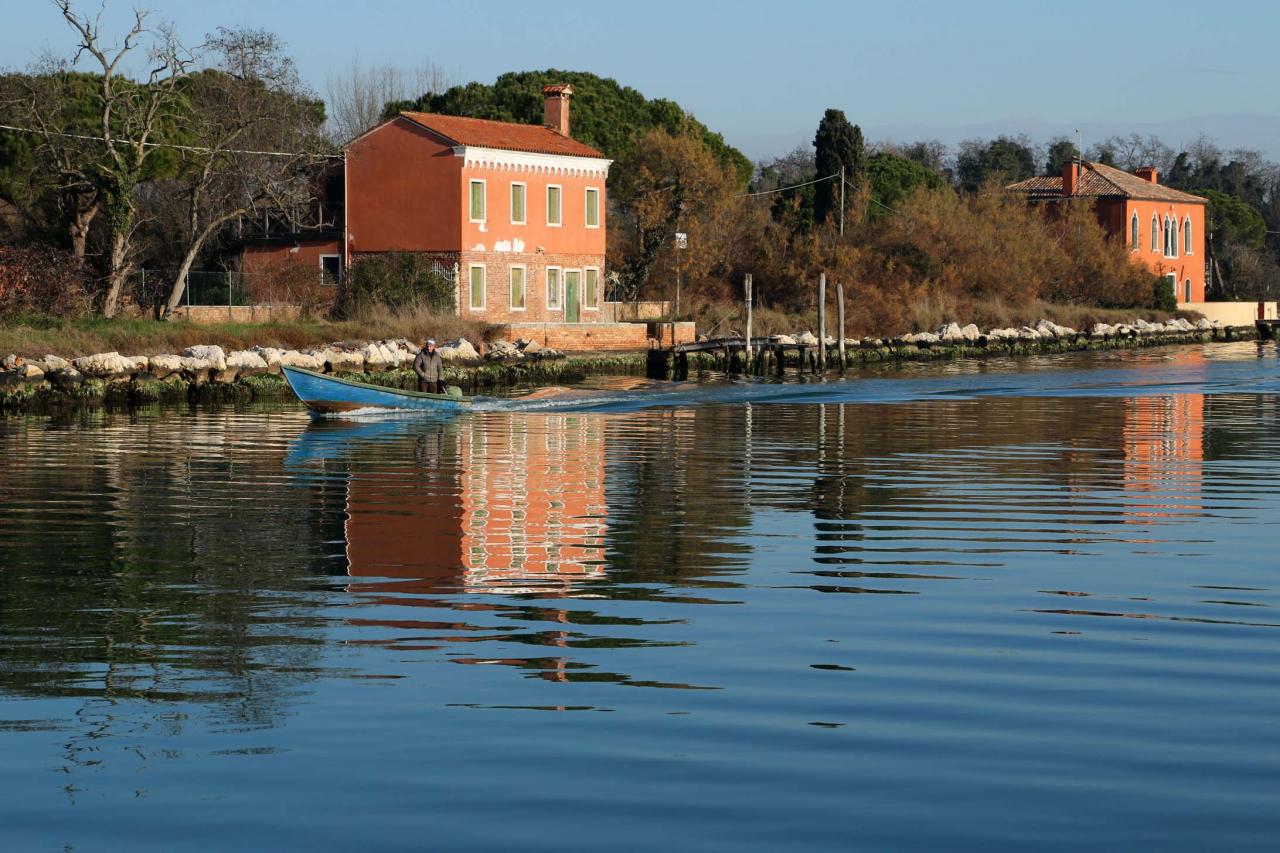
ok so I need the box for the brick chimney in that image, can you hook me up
[543,84,573,136]
[1062,159,1080,196]
[1134,166,1158,184]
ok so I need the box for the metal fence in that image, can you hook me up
[127,269,343,311]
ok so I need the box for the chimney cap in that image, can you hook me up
[542,83,574,97]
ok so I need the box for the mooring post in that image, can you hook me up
[818,273,827,372]
[836,282,846,371]
[744,273,753,365]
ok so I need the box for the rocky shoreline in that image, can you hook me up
[0,319,1259,414]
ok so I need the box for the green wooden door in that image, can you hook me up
[565,270,581,322]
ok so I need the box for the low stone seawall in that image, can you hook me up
[665,318,1258,377]
[0,338,645,414]
[0,319,1260,414]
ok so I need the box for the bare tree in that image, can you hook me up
[158,27,329,317]
[54,0,195,316]
[325,55,450,143]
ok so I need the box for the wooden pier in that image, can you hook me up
[647,335,846,380]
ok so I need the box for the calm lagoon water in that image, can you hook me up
[2,343,1279,850]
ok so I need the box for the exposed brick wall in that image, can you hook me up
[498,320,698,352]
[459,251,606,324]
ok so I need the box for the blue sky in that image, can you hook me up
[2,0,1277,159]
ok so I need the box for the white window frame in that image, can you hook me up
[584,186,601,229]
[546,184,562,227]
[468,264,486,311]
[583,266,601,311]
[1130,211,1140,251]
[1165,272,1177,298]
[545,265,562,310]
[1150,214,1159,253]
[1183,215,1193,255]
[469,179,486,223]
[318,254,342,286]
[1184,278,1192,303]
[510,181,527,225]
[509,264,527,312]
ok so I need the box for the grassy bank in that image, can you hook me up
[0,307,496,359]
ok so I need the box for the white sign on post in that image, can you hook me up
[675,232,687,250]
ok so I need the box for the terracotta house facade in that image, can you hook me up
[240,86,610,324]
[1008,160,1208,304]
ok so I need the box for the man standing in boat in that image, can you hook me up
[414,339,445,394]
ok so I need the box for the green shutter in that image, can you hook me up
[470,266,484,308]
[585,269,597,307]
[471,182,485,221]
[586,189,598,227]
[511,267,525,309]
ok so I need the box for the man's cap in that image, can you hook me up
[426,338,436,345]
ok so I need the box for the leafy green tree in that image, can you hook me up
[1044,136,1080,175]
[812,108,864,228]
[955,135,1036,191]
[1198,188,1267,251]
[388,69,752,187]
[864,152,944,220]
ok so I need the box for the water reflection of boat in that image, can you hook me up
[282,366,471,414]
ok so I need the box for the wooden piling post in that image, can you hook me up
[836,283,846,371]
[744,273,753,364]
[817,273,827,372]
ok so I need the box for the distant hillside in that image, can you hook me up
[384,69,752,185]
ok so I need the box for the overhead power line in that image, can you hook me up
[743,172,840,197]
[0,123,342,159]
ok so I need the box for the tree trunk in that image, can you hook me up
[68,202,98,260]
[162,211,244,319]
[101,231,131,318]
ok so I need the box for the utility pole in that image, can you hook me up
[744,273,753,362]
[839,166,845,237]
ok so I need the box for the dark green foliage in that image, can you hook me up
[1152,278,1178,312]
[388,69,752,187]
[1197,188,1267,251]
[1044,137,1080,176]
[331,252,456,319]
[956,135,1036,191]
[812,109,864,226]
[865,152,944,220]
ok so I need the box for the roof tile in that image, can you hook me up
[399,112,606,159]
[1008,160,1206,204]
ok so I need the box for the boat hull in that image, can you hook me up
[281,366,471,413]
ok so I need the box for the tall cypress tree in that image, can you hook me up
[813,108,864,228]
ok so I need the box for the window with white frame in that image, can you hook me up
[509,265,526,310]
[1151,215,1159,252]
[510,182,526,225]
[585,187,600,228]
[319,254,342,285]
[1184,216,1193,254]
[584,267,599,309]
[469,264,486,310]
[1170,217,1178,258]
[546,185,562,226]
[1130,212,1140,251]
[546,266,561,309]
[469,180,486,222]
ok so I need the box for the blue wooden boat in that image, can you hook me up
[282,366,472,414]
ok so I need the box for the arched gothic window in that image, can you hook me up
[1131,212,1140,250]
[1151,215,1159,252]
[1184,216,1193,255]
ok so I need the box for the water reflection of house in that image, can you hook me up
[1123,393,1205,521]
[344,414,607,593]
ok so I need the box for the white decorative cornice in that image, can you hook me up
[452,145,612,178]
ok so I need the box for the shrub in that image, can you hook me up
[0,246,94,319]
[332,252,456,320]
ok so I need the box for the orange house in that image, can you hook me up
[1008,160,1208,304]
[344,85,611,324]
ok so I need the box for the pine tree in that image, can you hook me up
[812,109,864,228]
